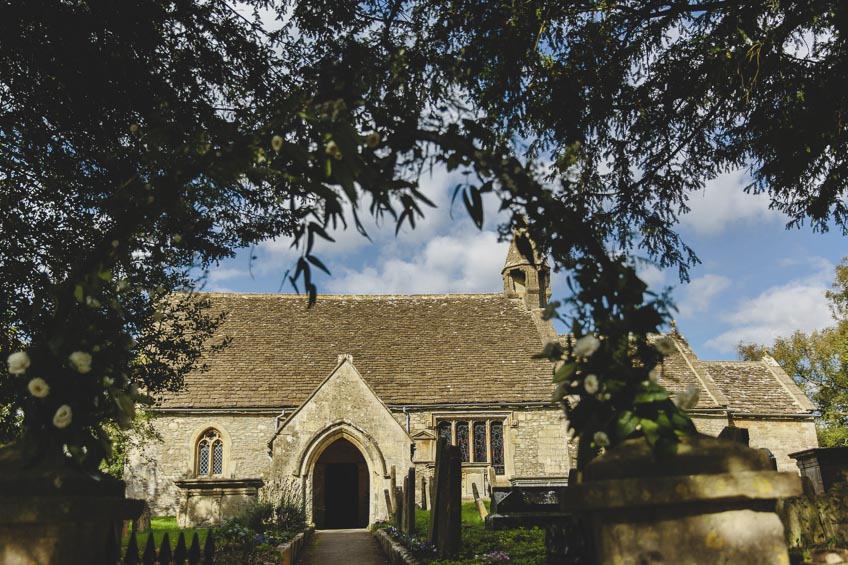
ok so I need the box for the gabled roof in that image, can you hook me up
[157,293,554,409]
[659,336,814,415]
[555,333,814,415]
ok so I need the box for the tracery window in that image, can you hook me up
[456,422,470,462]
[490,421,505,475]
[196,429,224,477]
[434,418,506,475]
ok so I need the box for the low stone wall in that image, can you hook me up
[373,529,420,565]
[278,526,313,565]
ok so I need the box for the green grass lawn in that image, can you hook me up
[397,501,545,565]
[122,516,210,554]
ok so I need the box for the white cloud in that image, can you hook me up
[676,274,731,319]
[637,264,667,290]
[325,230,509,294]
[705,261,834,352]
[681,170,784,236]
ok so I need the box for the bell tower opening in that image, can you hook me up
[312,438,369,529]
[502,230,551,309]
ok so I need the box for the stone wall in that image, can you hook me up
[690,414,818,473]
[402,406,571,504]
[269,360,413,525]
[734,417,818,473]
[125,412,274,516]
[130,391,817,523]
[511,408,570,477]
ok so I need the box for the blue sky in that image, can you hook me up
[203,167,846,361]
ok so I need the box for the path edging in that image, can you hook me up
[373,529,422,565]
[278,525,314,565]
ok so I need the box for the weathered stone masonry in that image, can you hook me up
[128,235,819,526]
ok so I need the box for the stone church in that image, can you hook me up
[127,238,818,528]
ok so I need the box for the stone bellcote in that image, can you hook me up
[502,231,551,309]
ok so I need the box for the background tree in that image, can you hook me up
[738,258,848,447]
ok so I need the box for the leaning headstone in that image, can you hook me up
[428,438,448,545]
[472,482,488,519]
[403,467,416,534]
[394,486,404,528]
[384,488,394,517]
[390,465,398,515]
[421,476,428,510]
[430,440,462,558]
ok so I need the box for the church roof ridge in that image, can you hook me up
[193,292,505,300]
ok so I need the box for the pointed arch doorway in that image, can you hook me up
[313,437,370,529]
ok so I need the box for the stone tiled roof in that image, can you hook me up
[157,293,555,409]
[656,336,813,415]
[699,361,813,414]
[558,333,813,415]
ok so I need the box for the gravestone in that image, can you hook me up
[428,438,461,558]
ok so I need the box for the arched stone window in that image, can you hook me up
[196,428,225,477]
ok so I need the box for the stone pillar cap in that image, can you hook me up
[583,434,773,482]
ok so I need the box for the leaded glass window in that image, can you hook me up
[435,418,506,473]
[212,441,223,474]
[196,429,224,477]
[490,421,505,475]
[198,443,209,475]
[473,422,487,463]
[438,421,452,444]
[456,422,469,462]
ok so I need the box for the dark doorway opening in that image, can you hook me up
[325,463,359,528]
[313,438,369,529]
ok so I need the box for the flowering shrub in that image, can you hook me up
[476,550,511,564]
[384,526,437,557]
[215,521,285,565]
[540,255,697,469]
[214,500,304,565]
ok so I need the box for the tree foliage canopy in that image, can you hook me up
[738,259,848,447]
[1,0,847,468]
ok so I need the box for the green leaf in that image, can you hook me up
[634,388,669,404]
[615,410,639,439]
[74,284,84,303]
[306,254,331,276]
[462,186,484,229]
[553,362,576,383]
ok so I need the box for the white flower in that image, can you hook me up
[654,337,677,356]
[28,378,49,398]
[673,385,700,410]
[365,132,381,148]
[271,135,283,152]
[648,366,661,384]
[573,335,601,358]
[68,351,92,374]
[103,376,115,387]
[7,351,30,375]
[53,405,73,429]
[593,431,610,447]
[584,374,599,395]
[325,140,342,160]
